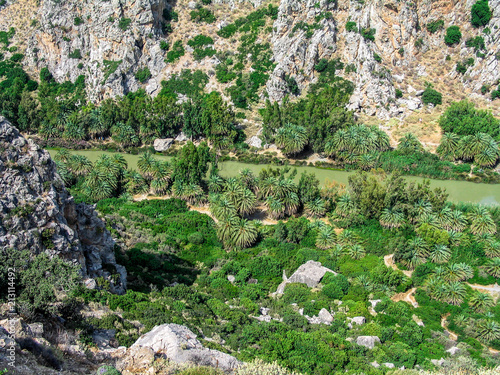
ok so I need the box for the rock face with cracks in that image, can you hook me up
[0,117,126,293]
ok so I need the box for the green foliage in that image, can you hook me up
[68,49,82,59]
[190,8,216,23]
[439,100,500,138]
[96,365,121,375]
[345,21,357,32]
[471,0,492,27]
[74,17,83,26]
[373,53,381,63]
[422,86,442,105]
[160,40,169,51]
[217,24,238,38]
[360,28,376,42]
[135,67,151,83]
[395,89,403,98]
[426,19,444,34]
[466,36,486,51]
[160,69,208,99]
[444,26,462,46]
[118,18,131,31]
[102,60,122,83]
[166,40,185,63]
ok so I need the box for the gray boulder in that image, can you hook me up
[350,316,366,326]
[275,260,337,294]
[383,363,395,368]
[356,336,381,349]
[318,308,334,324]
[117,324,240,373]
[153,138,174,152]
[245,135,262,148]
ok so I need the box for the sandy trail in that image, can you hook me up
[384,254,413,277]
[391,288,418,307]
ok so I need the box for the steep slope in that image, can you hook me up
[0,117,126,293]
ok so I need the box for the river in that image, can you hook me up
[47,149,500,205]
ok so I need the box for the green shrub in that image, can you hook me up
[187,232,204,244]
[166,40,185,63]
[10,53,24,62]
[118,18,132,31]
[188,35,214,48]
[466,36,485,51]
[135,67,151,83]
[282,283,311,304]
[68,49,82,59]
[444,26,462,46]
[373,53,381,63]
[471,0,492,27]
[426,19,444,34]
[74,17,83,26]
[217,24,237,38]
[190,8,215,23]
[96,365,121,375]
[456,62,467,74]
[361,28,376,42]
[422,86,442,105]
[345,21,357,32]
[160,40,169,51]
[395,89,403,98]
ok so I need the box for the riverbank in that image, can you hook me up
[47,149,500,205]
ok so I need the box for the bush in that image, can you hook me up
[361,28,376,42]
[118,18,131,31]
[96,366,121,375]
[422,87,442,105]
[74,17,83,26]
[190,8,215,23]
[135,67,151,83]
[373,53,381,63]
[160,40,169,51]
[466,36,485,51]
[345,21,357,32]
[187,232,204,244]
[188,35,214,48]
[217,24,237,38]
[166,40,185,63]
[444,26,462,46]
[10,53,24,62]
[68,49,82,59]
[395,89,403,98]
[426,19,444,34]
[471,0,492,27]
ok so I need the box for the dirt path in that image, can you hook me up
[441,313,458,341]
[466,283,500,302]
[391,287,418,307]
[384,254,413,277]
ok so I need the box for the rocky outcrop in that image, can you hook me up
[153,138,174,152]
[0,118,126,293]
[116,324,241,373]
[275,260,337,295]
[356,335,380,349]
[26,0,170,101]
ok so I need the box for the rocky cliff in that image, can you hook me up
[0,117,126,293]
[1,0,499,123]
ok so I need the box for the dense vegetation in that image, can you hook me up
[46,167,500,374]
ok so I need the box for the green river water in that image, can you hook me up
[47,150,500,205]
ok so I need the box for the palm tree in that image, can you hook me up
[282,191,300,216]
[335,194,357,218]
[150,161,171,195]
[484,241,500,258]
[429,244,451,264]
[424,275,445,301]
[217,217,236,248]
[437,133,460,160]
[450,210,467,232]
[231,218,258,249]
[344,244,366,260]
[184,184,204,205]
[458,135,475,161]
[124,170,149,195]
[469,292,495,313]
[210,194,238,221]
[475,145,499,167]
[316,225,336,250]
[138,152,158,180]
[357,153,378,171]
[408,237,429,259]
[448,230,464,247]
[337,229,359,246]
[379,207,405,229]
[208,174,225,193]
[239,168,258,192]
[275,123,308,156]
[411,200,433,223]
[483,258,500,278]
[237,188,257,216]
[475,319,500,343]
[397,133,424,153]
[304,198,327,218]
[468,206,497,235]
[54,149,72,164]
[457,263,474,280]
[54,160,73,186]
[436,206,454,230]
[258,176,277,199]
[417,213,440,229]
[444,263,466,282]
[82,169,113,201]
[373,127,390,151]
[66,155,92,177]
[442,281,467,305]
[325,129,349,157]
[266,196,285,220]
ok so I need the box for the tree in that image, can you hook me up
[304,198,326,218]
[171,142,212,185]
[475,319,500,343]
[315,225,336,250]
[442,281,467,305]
[379,207,405,229]
[468,206,496,235]
[422,87,442,106]
[471,0,492,27]
[469,292,494,313]
[429,244,451,264]
[483,258,500,277]
[275,123,308,156]
[437,133,460,160]
[344,244,366,260]
[439,100,500,139]
[397,133,424,154]
[444,26,462,46]
[137,152,158,180]
[66,154,92,177]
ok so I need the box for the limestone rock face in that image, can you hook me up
[26,0,169,101]
[356,336,381,349]
[275,260,337,295]
[153,138,174,152]
[117,324,241,373]
[0,118,126,293]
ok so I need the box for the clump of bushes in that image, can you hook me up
[444,26,462,46]
[166,40,185,63]
[190,7,215,23]
[422,85,442,106]
[135,67,151,83]
[471,0,492,27]
[118,18,131,31]
[426,19,444,34]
